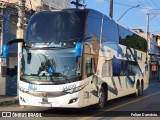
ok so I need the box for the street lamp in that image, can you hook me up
[117,5,140,22]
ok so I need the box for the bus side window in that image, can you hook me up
[124,61,127,75]
[126,61,129,76]
[85,58,93,77]
[120,61,124,76]
[113,62,120,76]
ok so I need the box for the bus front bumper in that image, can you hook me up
[19,91,84,108]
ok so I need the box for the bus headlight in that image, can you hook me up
[68,98,79,104]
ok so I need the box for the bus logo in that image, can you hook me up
[28,84,37,91]
[63,84,76,91]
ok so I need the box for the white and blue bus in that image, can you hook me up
[3,8,149,109]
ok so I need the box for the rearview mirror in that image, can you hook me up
[75,42,82,57]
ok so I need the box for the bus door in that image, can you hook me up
[82,42,96,79]
[82,43,98,106]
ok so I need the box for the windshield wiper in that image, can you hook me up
[30,72,69,81]
[21,75,71,85]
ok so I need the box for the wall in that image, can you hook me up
[6,52,18,95]
[0,58,6,95]
[0,0,70,11]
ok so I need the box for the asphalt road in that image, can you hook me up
[1,82,160,120]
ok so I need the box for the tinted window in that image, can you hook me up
[85,59,92,77]
[25,10,86,43]
[112,58,141,76]
[118,25,147,52]
[102,17,119,43]
[86,10,103,43]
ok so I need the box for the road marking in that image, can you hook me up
[79,91,160,120]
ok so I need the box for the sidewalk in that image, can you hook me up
[0,79,160,106]
[0,96,19,106]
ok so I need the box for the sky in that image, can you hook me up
[70,0,160,34]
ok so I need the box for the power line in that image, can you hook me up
[104,0,160,10]
[149,0,160,20]
[150,0,160,11]
[138,0,160,34]
[104,0,135,7]
[137,0,158,20]
[143,0,160,24]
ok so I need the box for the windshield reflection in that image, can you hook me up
[21,47,81,83]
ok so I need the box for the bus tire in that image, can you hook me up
[134,82,139,97]
[141,80,144,95]
[138,83,142,96]
[96,87,106,109]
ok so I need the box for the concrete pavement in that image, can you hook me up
[0,96,18,106]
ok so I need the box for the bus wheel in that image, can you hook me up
[134,82,142,97]
[141,81,144,95]
[96,87,106,109]
[138,84,142,96]
[134,83,139,97]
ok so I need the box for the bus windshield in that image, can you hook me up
[24,10,86,45]
[21,47,81,84]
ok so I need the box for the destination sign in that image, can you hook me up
[34,42,62,47]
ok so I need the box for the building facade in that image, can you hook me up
[149,34,160,80]
[133,29,160,80]
[0,0,70,95]
[0,0,70,11]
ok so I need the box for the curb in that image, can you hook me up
[0,99,19,106]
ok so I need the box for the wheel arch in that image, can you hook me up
[136,79,140,87]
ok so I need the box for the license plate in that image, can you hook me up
[40,102,52,107]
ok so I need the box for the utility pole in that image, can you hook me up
[109,0,113,19]
[17,0,25,96]
[146,13,149,47]
[70,0,85,8]
[146,13,150,80]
